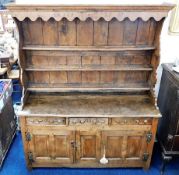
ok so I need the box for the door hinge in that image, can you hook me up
[25,132,31,141]
[146,131,152,143]
[142,153,149,161]
[28,152,34,164]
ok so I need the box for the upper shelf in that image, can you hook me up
[7,3,174,22]
[22,45,156,51]
[25,65,153,71]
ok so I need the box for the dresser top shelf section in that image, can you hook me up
[7,3,174,22]
[7,4,173,106]
[18,94,160,117]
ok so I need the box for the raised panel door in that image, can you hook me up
[27,129,75,166]
[101,130,147,165]
[76,130,101,164]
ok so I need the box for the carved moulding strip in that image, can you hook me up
[68,118,108,125]
[10,11,168,22]
[26,117,66,125]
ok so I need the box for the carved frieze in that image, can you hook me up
[26,117,66,125]
[68,118,108,125]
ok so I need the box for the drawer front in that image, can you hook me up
[26,117,66,125]
[68,118,108,126]
[111,118,152,125]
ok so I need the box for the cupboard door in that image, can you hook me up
[101,130,147,165]
[28,129,75,165]
[76,131,101,164]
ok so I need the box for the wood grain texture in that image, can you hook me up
[28,19,44,45]
[94,19,108,46]
[43,18,57,45]
[19,94,161,117]
[77,19,93,46]
[108,19,123,45]
[11,4,171,169]
[58,19,76,46]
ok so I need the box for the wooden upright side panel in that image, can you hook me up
[108,19,124,45]
[148,19,157,46]
[149,20,164,88]
[58,19,77,45]
[28,19,44,45]
[43,18,58,45]
[94,19,108,46]
[123,19,138,45]
[77,19,93,46]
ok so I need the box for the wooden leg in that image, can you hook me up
[160,152,172,175]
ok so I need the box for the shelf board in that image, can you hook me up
[25,65,153,71]
[27,85,150,93]
[22,45,156,51]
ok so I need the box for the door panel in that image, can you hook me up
[54,135,70,157]
[76,131,101,163]
[34,135,49,157]
[102,130,147,164]
[106,136,123,158]
[126,136,142,158]
[28,129,75,164]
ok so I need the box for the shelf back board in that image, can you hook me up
[6,4,174,95]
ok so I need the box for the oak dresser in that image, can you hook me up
[7,3,173,169]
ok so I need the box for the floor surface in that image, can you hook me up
[0,132,179,175]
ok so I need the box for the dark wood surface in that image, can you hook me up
[0,97,17,167]
[157,63,179,174]
[158,63,179,153]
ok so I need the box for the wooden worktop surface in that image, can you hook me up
[18,94,161,117]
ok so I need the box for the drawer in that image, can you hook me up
[111,118,152,125]
[26,117,66,125]
[68,118,108,126]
